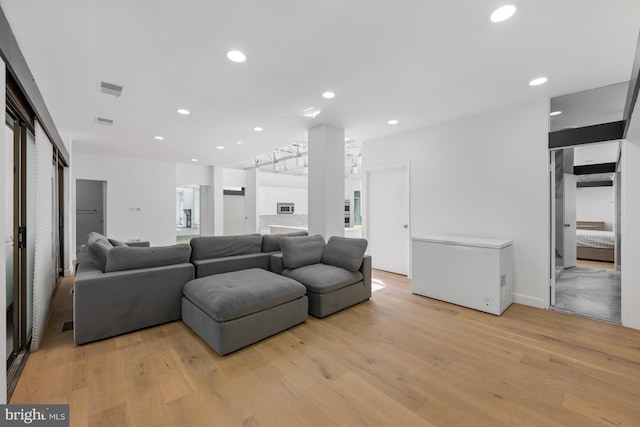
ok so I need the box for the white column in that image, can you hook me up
[212,165,224,235]
[245,168,259,233]
[308,125,345,238]
[201,165,224,236]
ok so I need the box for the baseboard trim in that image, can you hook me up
[513,293,545,309]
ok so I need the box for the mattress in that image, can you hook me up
[576,229,615,249]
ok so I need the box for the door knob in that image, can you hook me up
[403,224,408,229]
[564,224,571,227]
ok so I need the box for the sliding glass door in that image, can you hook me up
[5,109,34,369]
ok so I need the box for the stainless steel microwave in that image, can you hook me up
[277,203,295,214]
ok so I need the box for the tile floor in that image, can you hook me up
[553,265,621,324]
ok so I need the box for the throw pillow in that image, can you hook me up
[105,244,192,273]
[261,230,309,252]
[87,238,113,272]
[321,236,368,271]
[280,235,325,269]
[108,238,128,247]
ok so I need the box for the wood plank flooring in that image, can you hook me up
[576,259,615,270]
[10,270,640,426]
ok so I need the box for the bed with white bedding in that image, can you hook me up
[576,221,615,262]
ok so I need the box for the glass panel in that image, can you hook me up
[550,82,629,132]
[26,130,35,342]
[353,190,362,226]
[4,124,14,361]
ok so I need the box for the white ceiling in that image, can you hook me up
[2,1,640,167]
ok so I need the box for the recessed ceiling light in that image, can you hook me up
[226,50,247,63]
[217,146,225,150]
[154,136,164,140]
[489,4,517,23]
[387,119,399,125]
[529,77,548,86]
[191,158,198,162]
[254,126,263,132]
[550,111,562,117]
[322,91,336,99]
[236,140,244,145]
[177,108,190,115]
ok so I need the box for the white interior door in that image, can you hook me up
[563,173,577,269]
[223,194,246,236]
[368,166,409,275]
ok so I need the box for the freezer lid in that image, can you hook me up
[412,235,513,249]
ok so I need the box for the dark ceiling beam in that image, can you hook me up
[548,121,624,149]
[0,6,69,165]
[573,162,616,175]
[623,30,640,138]
[577,181,613,188]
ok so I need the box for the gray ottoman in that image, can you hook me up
[182,268,308,355]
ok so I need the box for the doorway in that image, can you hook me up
[176,186,200,243]
[550,142,621,323]
[75,179,105,249]
[223,188,246,236]
[366,165,410,276]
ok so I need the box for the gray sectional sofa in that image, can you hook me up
[74,231,372,354]
[74,232,194,345]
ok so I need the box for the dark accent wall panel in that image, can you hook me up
[577,181,613,188]
[573,162,616,175]
[548,121,624,149]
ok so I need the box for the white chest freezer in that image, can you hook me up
[411,235,514,315]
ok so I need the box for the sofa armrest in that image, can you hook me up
[360,255,372,299]
[269,253,285,275]
[73,262,194,345]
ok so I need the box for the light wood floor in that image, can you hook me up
[10,271,640,426]
[576,259,615,270]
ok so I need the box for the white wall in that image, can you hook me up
[71,153,176,250]
[260,171,307,188]
[621,138,640,330]
[363,99,550,308]
[576,187,614,230]
[223,168,247,188]
[176,163,210,186]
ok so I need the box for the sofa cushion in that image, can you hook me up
[321,236,368,271]
[261,230,309,252]
[104,244,192,273]
[183,268,306,322]
[86,231,107,245]
[192,253,270,278]
[280,235,326,269]
[282,263,363,294]
[87,238,113,272]
[190,234,262,261]
[108,238,128,247]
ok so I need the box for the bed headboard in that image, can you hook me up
[576,221,605,231]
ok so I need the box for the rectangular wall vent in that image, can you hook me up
[96,117,114,126]
[99,81,123,97]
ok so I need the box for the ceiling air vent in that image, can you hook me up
[99,81,123,97]
[96,117,114,126]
